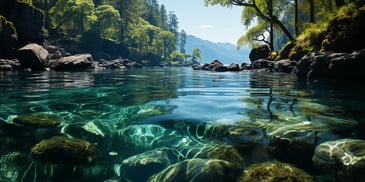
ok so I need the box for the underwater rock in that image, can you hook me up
[48,54,93,71]
[60,121,110,146]
[0,151,31,182]
[313,138,365,181]
[149,158,242,182]
[13,113,62,128]
[226,125,266,147]
[195,144,246,169]
[16,43,48,70]
[112,124,184,157]
[121,149,171,182]
[239,161,315,182]
[30,136,98,166]
[267,137,316,173]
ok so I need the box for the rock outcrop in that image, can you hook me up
[48,54,93,71]
[0,1,45,46]
[294,49,365,80]
[16,43,48,70]
[0,16,17,58]
[192,60,240,72]
[0,59,21,71]
[249,45,270,63]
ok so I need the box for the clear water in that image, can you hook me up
[0,67,364,181]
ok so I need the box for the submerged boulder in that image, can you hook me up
[30,136,98,166]
[239,161,315,182]
[149,158,242,182]
[121,149,171,182]
[48,54,93,71]
[13,113,62,128]
[313,138,365,181]
[16,43,48,70]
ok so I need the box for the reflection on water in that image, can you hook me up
[0,68,364,181]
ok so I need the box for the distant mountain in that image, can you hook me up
[185,35,250,64]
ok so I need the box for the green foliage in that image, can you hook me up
[192,48,202,63]
[237,21,268,49]
[49,0,95,34]
[94,5,122,41]
[170,51,185,63]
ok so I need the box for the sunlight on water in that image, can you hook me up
[0,68,364,181]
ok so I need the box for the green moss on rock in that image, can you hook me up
[13,113,62,128]
[239,161,315,182]
[321,4,365,52]
[30,136,98,166]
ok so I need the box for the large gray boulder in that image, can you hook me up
[16,43,48,70]
[49,54,93,70]
[313,138,365,181]
[294,49,365,80]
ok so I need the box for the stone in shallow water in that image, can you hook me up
[13,113,62,128]
[30,136,98,166]
[239,161,315,182]
[121,149,171,182]
[313,138,365,181]
[149,158,242,182]
[0,152,31,182]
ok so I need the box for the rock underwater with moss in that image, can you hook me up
[239,161,315,182]
[30,136,98,166]
[13,113,62,128]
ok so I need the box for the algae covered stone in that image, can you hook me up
[149,158,242,182]
[313,138,365,181]
[13,113,62,128]
[30,136,98,166]
[239,161,315,182]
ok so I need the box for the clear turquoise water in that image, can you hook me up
[0,67,364,181]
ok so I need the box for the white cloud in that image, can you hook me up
[199,24,214,29]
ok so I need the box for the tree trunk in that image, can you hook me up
[234,0,295,42]
[268,0,274,51]
[335,0,346,8]
[294,0,299,36]
[308,0,315,23]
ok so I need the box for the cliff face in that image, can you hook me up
[0,16,17,58]
[0,0,45,48]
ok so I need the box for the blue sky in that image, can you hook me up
[158,0,246,44]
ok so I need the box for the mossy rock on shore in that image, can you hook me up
[30,136,98,166]
[13,113,62,128]
[321,5,365,52]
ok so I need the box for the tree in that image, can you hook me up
[205,0,295,44]
[191,48,202,63]
[160,4,168,30]
[179,29,187,54]
[168,11,179,40]
[170,51,186,65]
[94,5,122,41]
[49,0,95,35]
[158,30,176,62]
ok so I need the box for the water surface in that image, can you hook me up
[0,68,364,181]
